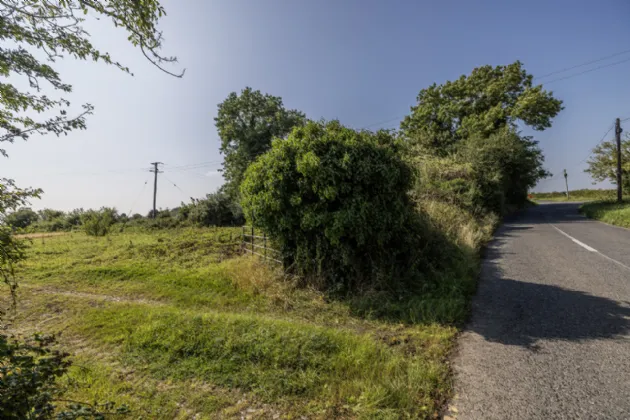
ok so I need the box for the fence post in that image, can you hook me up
[263,233,267,261]
[251,225,254,255]
[241,226,245,252]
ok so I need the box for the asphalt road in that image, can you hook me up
[451,202,630,420]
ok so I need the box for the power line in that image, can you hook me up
[574,124,615,166]
[539,56,630,85]
[164,161,222,172]
[534,48,630,80]
[162,174,190,199]
[362,116,404,129]
[127,179,149,216]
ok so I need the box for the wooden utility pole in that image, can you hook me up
[616,118,623,203]
[563,169,569,200]
[150,162,163,218]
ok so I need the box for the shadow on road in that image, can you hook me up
[468,207,630,350]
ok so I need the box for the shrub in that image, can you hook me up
[241,120,445,293]
[4,207,38,229]
[458,129,548,213]
[185,192,244,227]
[81,208,116,237]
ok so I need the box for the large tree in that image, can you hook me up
[400,61,563,154]
[215,87,305,198]
[585,135,630,190]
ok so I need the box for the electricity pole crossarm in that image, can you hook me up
[150,162,163,218]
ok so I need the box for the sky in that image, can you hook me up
[4,0,630,212]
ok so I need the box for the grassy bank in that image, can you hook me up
[530,189,617,202]
[579,200,630,228]
[8,223,495,419]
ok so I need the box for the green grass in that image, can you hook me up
[10,226,470,419]
[579,200,630,228]
[530,188,617,202]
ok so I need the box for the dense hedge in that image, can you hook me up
[241,121,453,293]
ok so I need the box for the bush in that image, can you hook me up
[458,130,548,213]
[81,208,116,237]
[241,120,446,293]
[4,207,38,229]
[183,193,244,227]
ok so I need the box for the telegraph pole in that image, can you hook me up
[150,162,163,218]
[563,169,569,200]
[616,118,623,203]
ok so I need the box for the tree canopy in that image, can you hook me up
[216,87,305,198]
[0,0,182,156]
[585,135,630,190]
[400,61,563,154]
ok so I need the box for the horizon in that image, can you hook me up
[4,0,630,212]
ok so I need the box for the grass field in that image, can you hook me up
[8,227,466,419]
[530,189,617,202]
[579,200,630,228]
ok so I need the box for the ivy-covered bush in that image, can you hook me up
[241,121,445,293]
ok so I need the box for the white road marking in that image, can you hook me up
[551,225,597,252]
[550,224,630,272]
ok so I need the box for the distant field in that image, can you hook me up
[9,227,457,419]
[580,200,630,229]
[530,189,617,202]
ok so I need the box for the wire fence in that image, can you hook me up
[241,226,282,264]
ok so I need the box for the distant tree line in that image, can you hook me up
[3,192,244,236]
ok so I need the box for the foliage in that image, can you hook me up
[531,189,617,202]
[585,135,630,190]
[1,334,69,419]
[241,120,448,293]
[458,130,549,213]
[410,129,548,216]
[0,0,181,156]
[400,61,563,154]
[216,87,306,198]
[81,208,116,237]
[4,207,38,229]
[181,192,244,227]
[580,200,630,228]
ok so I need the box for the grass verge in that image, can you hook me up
[531,189,617,202]
[579,200,630,228]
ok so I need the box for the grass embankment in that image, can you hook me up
[530,188,616,202]
[579,200,630,228]
[9,222,493,419]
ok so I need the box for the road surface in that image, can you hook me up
[451,202,630,420]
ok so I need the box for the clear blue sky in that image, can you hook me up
[4,0,630,212]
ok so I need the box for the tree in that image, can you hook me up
[400,61,563,154]
[0,0,182,155]
[216,87,305,198]
[4,207,38,229]
[241,120,444,293]
[459,130,550,212]
[81,207,116,236]
[585,135,630,191]
[185,192,244,227]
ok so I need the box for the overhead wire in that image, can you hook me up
[162,174,191,200]
[538,56,630,85]
[127,179,149,216]
[533,48,630,80]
